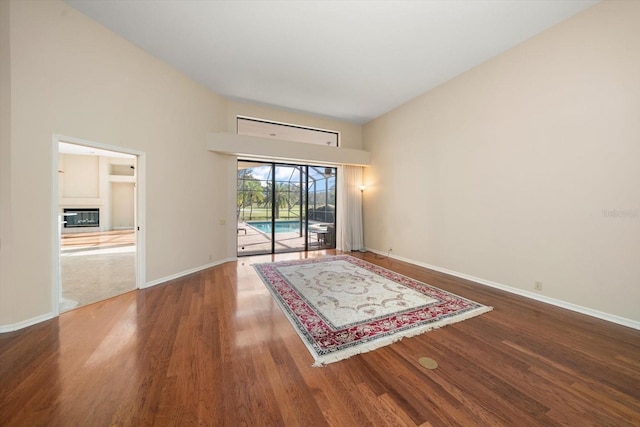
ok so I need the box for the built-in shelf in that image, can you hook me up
[109,175,135,183]
[110,164,135,176]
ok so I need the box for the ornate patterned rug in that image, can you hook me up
[253,255,492,366]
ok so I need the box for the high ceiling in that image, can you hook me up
[65,0,598,124]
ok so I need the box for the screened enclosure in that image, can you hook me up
[237,161,337,256]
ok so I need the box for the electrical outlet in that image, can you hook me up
[534,281,543,291]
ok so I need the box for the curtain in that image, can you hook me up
[338,165,364,252]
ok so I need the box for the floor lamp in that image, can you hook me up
[358,185,366,252]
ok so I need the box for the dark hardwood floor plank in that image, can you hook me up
[1,250,639,426]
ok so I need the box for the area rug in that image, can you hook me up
[253,255,492,366]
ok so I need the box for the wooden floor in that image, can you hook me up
[1,251,639,426]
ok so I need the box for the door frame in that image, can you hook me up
[236,160,337,256]
[51,134,146,315]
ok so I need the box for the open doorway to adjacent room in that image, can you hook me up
[56,140,139,312]
[237,161,337,256]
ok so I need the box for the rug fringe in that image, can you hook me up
[253,256,494,368]
[312,306,493,367]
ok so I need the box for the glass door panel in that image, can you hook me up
[237,161,336,256]
[237,161,273,256]
[307,166,336,249]
[273,165,307,253]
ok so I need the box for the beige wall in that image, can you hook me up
[0,1,12,329]
[111,182,135,229]
[0,0,229,327]
[61,154,100,198]
[4,0,634,329]
[0,0,363,329]
[363,0,640,322]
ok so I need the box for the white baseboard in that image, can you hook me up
[0,312,57,333]
[1,258,237,333]
[143,257,236,288]
[366,248,640,331]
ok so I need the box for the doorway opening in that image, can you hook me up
[237,160,337,256]
[55,138,143,312]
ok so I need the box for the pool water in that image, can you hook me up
[248,220,302,234]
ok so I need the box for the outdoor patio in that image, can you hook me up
[238,221,334,255]
[237,161,337,256]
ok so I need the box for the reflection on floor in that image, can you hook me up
[61,230,136,312]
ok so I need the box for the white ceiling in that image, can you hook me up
[65,0,598,124]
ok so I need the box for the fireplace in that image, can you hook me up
[63,208,100,228]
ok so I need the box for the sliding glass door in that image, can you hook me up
[307,166,336,250]
[272,164,306,253]
[237,161,337,256]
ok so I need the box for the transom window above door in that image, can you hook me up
[237,117,339,147]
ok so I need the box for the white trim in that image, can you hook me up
[135,153,146,288]
[0,312,56,333]
[55,134,144,158]
[51,137,62,318]
[52,134,146,312]
[1,258,233,333]
[228,157,240,257]
[143,258,236,289]
[366,248,640,331]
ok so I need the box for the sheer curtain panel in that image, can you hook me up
[338,165,364,252]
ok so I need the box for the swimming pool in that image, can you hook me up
[248,220,302,234]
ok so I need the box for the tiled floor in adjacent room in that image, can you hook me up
[60,230,136,312]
